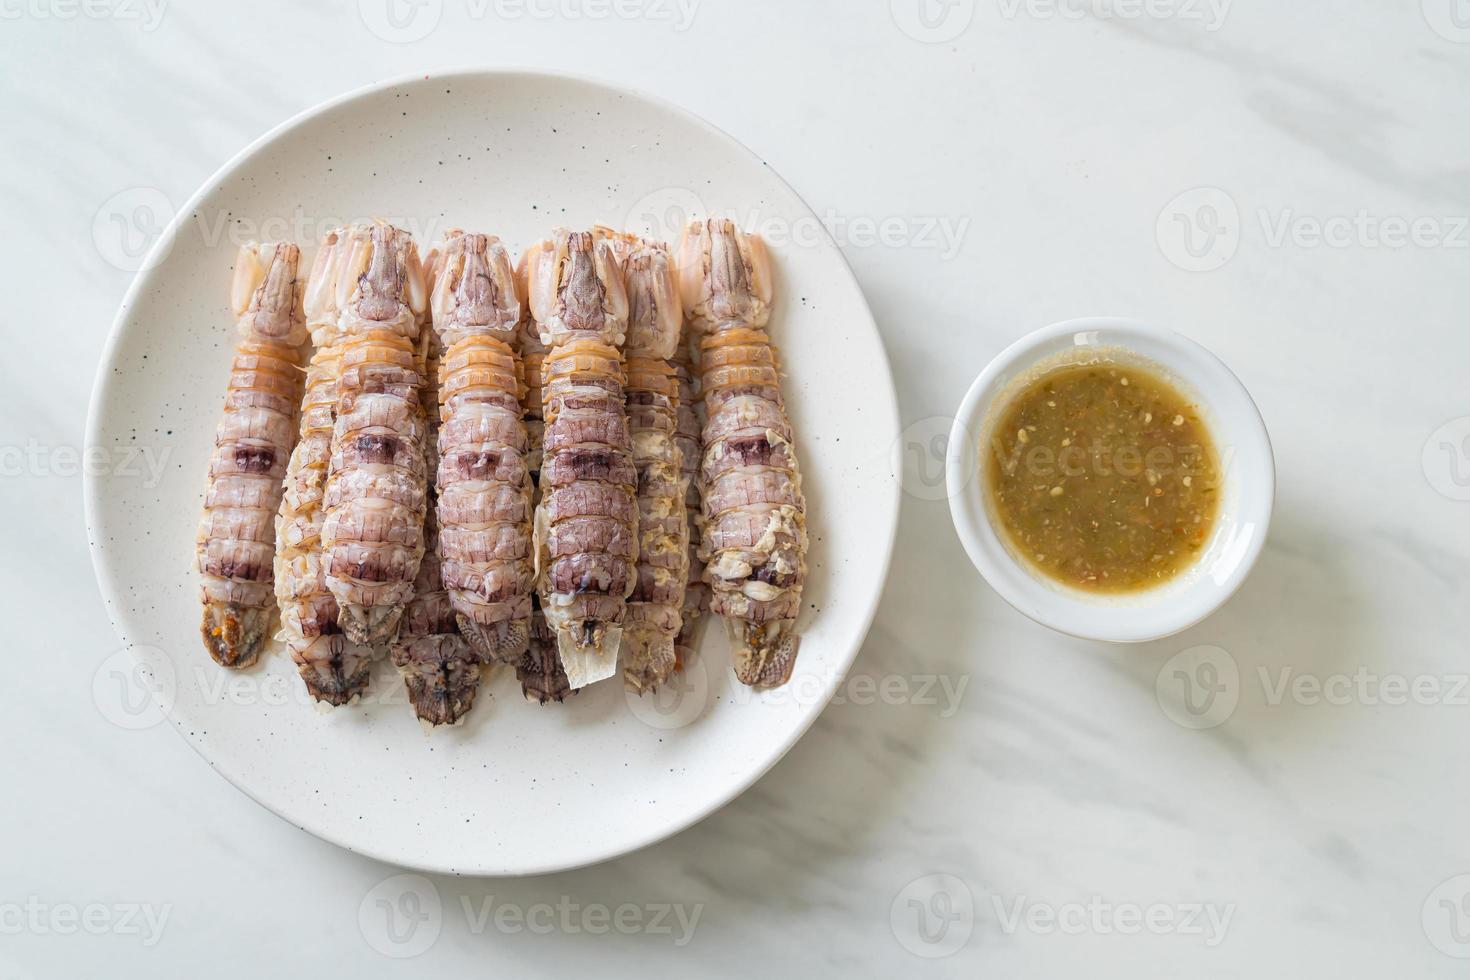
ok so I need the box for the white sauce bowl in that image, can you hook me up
[946,317,1275,642]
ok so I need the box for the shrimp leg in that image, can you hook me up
[677,219,806,688]
[199,242,306,668]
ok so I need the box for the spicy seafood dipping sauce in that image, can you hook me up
[985,361,1221,593]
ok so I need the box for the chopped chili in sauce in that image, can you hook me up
[987,363,1221,593]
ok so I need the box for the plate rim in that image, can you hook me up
[83,66,902,876]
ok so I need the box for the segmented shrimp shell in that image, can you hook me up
[602,231,689,693]
[198,241,307,668]
[512,253,572,704]
[677,219,806,688]
[517,282,549,483]
[390,332,486,727]
[276,230,376,703]
[671,348,711,671]
[428,232,533,673]
[320,222,430,647]
[526,229,635,690]
[620,355,688,692]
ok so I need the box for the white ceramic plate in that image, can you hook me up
[84,69,899,875]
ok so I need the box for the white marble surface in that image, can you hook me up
[3,0,1468,975]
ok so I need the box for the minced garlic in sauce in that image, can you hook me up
[986,362,1221,593]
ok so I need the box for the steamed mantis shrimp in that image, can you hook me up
[671,346,710,671]
[524,228,634,691]
[602,231,689,693]
[513,257,573,704]
[390,329,484,727]
[274,230,379,703]
[397,230,534,724]
[320,222,431,650]
[678,219,807,688]
[198,242,307,668]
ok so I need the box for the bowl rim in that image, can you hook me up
[945,316,1275,643]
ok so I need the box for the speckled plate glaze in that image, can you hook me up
[84,69,899,875]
